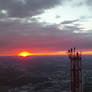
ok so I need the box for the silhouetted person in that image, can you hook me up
[74,47,76,52]
[68,50,70,53]
[71,48,73,53]
[77,52,79,56]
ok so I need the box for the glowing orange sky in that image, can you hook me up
[30,51,92,56]
[0,50,92,56]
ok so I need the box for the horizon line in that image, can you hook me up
[0,51,92,56]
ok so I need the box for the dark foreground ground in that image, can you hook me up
[0,55,92,92]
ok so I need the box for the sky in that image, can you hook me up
[0,0,92,56]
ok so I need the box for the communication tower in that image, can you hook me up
[68,48,82,92]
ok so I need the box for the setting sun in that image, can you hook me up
[18,51,31,57]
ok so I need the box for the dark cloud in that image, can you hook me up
[76,0,92,8]
[61,25,82,33]
[61,19,79,24]
[86,0,92,6]
[0,0,61,17]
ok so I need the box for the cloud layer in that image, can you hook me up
[0,0,92,54]
[0,0,61,17]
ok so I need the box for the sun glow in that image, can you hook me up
[18,51,31,57]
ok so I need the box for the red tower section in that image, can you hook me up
[68,48,82,92]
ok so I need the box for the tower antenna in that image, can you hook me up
[68,48,82,92]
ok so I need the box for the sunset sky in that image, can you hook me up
[0,0,92,56]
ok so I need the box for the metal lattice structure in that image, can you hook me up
[68,48,82,92]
